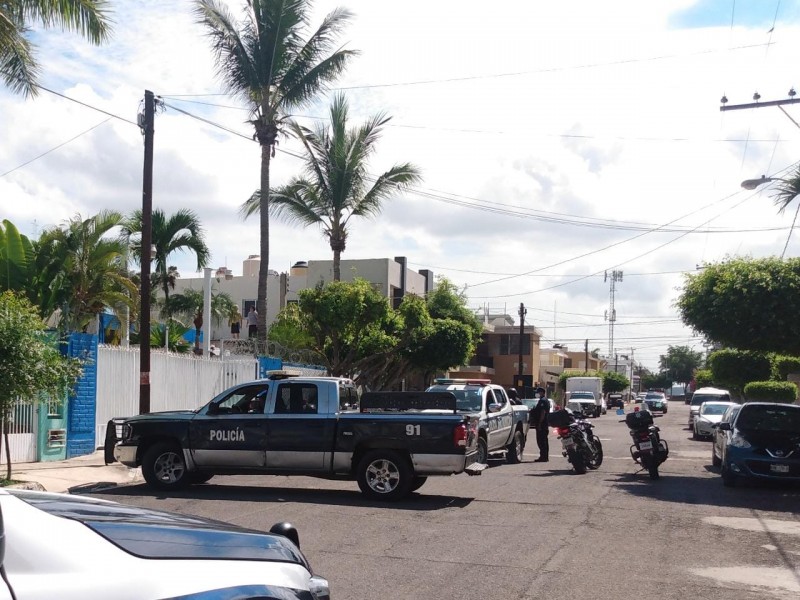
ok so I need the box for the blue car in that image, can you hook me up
[717,402,800,487]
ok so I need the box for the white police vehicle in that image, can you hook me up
[0,489,330,600]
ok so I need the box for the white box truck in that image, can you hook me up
[565,376,604,417]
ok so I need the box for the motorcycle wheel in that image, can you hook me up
[648,463,660,480]
[588,437,603,469]
[568,448,587,474]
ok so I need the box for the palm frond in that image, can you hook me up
[771,167,800,214]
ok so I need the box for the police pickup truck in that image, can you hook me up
[108,372,480,501]
[425,379,530,464]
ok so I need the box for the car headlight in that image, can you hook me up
[730,433,751,449]
[309,575,330,600]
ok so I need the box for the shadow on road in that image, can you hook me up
[523,468,594,477]
[608,471,800,513]
[91,482,475,511]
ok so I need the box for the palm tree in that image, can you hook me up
[41,211,135,332]
[771,166,800,258]
[194,0,356,343]
[169,288,237,354]
[1,0,112,97]
[123,208,210,322]
[241,94,422,280]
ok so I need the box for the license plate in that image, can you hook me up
[770,464,790,473]
[639,441,653,451]
[561,438,575,448]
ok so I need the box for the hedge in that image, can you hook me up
[743,381,798,403]
[694,368,714,389]
[771,355,800,381]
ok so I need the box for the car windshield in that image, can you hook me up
[645,399,663,405]
[428,386,482,411]
[736,405,800,433]
[692,393,729,405]
[700,403,729,415]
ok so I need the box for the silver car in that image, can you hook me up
[693,401,737,440]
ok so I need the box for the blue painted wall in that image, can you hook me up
[66,333,98,458]
[258,357,282,378]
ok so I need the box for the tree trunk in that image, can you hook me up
[333,248,341,281]
[257,144,271,348]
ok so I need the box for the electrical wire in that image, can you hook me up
[34,84,139,126]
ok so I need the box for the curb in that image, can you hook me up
[68,481,120,494]
[5,481,46,491]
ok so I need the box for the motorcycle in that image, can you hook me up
[621,409,669,479]
[547,409,603,474]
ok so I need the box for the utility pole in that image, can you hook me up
[138,90,155,415]
[720,90,800,130]
[604,270,623,357]
[517,303,527,387]
[584,339,589,373]
[629,348,635,397]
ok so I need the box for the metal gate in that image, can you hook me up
[0,400,37,465]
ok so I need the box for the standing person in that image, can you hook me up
[531,387,550,462]
[246,306,258,339]
[230,309,242,340]
[507,388,521,405]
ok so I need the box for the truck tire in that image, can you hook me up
[356,449,413,501]
[506,430,524,464]
[410,476,427,492]
[141,442,190,490]
[477,437,489,464]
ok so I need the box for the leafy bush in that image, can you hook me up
[743,381,798,403]
[602,371,630,393]
[708,349,771,394]
[771,355,800,381]
[694,368,714,389]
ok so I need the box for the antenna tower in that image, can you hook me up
[604,270,623,357]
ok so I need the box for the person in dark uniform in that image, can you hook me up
[531,387,550,462]
[507,388,522,405]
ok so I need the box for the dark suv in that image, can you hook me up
[717,402,800,487]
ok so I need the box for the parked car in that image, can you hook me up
[566,398,597,418]
[0,489,330,600]
[569,390,606,416]
[693,401,737,440]
[715,402,800,487]
[711,403,741,467]
[643,392,668,414]
[688,387,732,428]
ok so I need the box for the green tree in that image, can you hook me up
[41,211,135,332]
[772,355,800,381]
[0,291,81,480]
[641,372,671,390]
[242,94,422,281]
[195,0,356,343]
[0,219,31,292]
[602,371,630,394]
[678,257,800,354]
[658,345,703,392]
[743,381,798,403]
[123,209,210,323]
[169,288,237,354]
[693,368,714,389]
[1,0,112,96]
[707,349,772,398]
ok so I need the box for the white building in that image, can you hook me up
[171,255,435,342]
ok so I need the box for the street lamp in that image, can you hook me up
[741,175,781,190]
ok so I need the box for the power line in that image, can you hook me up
[35,84,139,126]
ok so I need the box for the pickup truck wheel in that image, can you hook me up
[141,442,190,490]
[356,450,413,501]
[477,437,489,464]
[410,476,427,492]
[506,431,524,464]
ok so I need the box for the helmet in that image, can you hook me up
[507,388,519,399]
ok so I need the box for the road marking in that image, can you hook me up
[692,566,800,594]
[705,516,800,536]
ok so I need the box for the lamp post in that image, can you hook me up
[741,174,800,258]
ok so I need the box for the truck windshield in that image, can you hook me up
[427,386,482,411]
[571,393,594,400]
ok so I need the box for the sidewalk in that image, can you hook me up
[7,451,142,494]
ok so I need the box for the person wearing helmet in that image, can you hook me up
[530,387,550,462]
[507,388,522,405]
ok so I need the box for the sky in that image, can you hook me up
[3,0,800,370]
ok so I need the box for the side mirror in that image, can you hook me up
[270,522,300,547]
[487,403,501,413]
[718,422,732,431]
[206,403,218,415]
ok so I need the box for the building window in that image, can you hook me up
[499,334,530,355]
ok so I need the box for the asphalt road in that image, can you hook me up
[92,402,800,599]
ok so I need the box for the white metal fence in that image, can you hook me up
[0,400,37,465]
[95,346,258,448]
